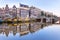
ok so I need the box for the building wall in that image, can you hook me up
[0,4,57,22]
[30,7,41,19]
[20,9,29,19]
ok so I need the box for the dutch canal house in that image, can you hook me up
[0,3,58,23]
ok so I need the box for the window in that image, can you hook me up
[21,9,29,18]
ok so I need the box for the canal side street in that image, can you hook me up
[0,3,58,23]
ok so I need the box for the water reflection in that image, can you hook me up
[0,22,51,37]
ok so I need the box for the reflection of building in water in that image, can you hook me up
[0,24,17,37]
[4,28,9,37]
[0,22,49,36]
[9,25,17,36]
[0,24,9,37]
[19,23,29,36]
[29,22,43,33]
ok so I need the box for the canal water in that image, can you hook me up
[0,22,60,40]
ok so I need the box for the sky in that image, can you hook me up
[0,0,60,17]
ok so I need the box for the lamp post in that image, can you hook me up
[29,7,31,21]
